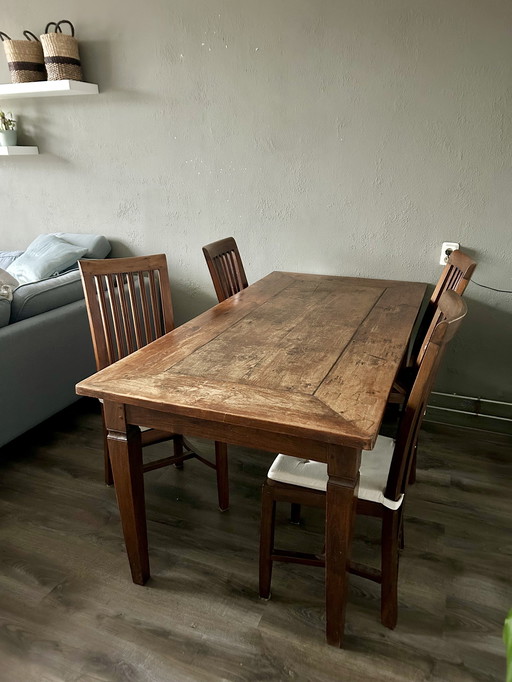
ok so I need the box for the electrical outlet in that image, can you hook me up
[439,242,459,265]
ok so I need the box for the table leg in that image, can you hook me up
[325,445,361,647]
[104,401,149,585]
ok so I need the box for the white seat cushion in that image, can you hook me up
[267,435,404,511]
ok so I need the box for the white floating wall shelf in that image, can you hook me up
[0,146,39,155]
[0,80,99,100]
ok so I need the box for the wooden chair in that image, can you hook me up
[415,248,475,362]
[259,290,467,629]
[202,237,248,302]
[78,255,229,510]
[387,249,475,482]
[390,249,476,404]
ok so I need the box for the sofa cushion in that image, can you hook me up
[10,269,85,323]
[0,298,10,328]
[6,235,88,284]
[0,250,23,270]
[54,233,111,259]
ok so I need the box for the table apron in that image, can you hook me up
[125,404,332,462]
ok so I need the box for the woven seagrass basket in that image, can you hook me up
[40,20,83,81]
[0,31,46,83]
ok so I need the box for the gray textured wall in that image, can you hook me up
[1,0,511,401]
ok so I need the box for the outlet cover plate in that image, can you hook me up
[440,242,460,265]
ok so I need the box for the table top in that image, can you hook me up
[76,272,427,450]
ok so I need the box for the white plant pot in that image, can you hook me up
[0,130,17,146]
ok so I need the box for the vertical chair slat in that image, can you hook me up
[452,270,463,289]
[445,268,455,292]
[127,272,144,348]
[231,253,244,293]
[96,274,117,366]
[216,255,231,298]
[116,272,137,356]
[138,271,152,345]
[219,254,231,296]
[107,273,126,361]
[148,270,163,339]
[158,266,174,333]
[226,252,239,296]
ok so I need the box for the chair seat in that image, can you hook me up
[267,436,404,511]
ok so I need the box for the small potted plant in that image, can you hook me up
[0,111,17,146]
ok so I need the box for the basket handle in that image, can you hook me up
[0,32,11,42]
[44,22,61,33]
[23,30,40,42]
[56,20,75,37]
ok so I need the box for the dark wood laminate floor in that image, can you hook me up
[0,399,509,682]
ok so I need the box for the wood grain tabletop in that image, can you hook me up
[77,272,427,450]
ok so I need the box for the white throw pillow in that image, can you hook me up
[6,234,87,284]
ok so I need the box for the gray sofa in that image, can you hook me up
[0,234,111,449]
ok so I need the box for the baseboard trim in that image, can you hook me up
[425,392,512,435]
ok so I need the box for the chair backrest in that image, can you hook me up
[385,290,467,502]
[431,249,476,305]
[79,255,174,371]
[202,237,248,303]
[413,249,476,366]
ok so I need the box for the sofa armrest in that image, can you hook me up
[0,299,96,448]
[0,299,10,328]
[10,269,85,323]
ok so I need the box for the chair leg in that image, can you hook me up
[101,408,114,486]
[259,482,276,599]
[408,443,417,484]
[381,509,400,629]
[399,515,405,550]
[173,435,184,469]
[290,503,301,525]
[215,441,229,511]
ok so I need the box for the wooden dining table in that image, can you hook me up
[76,271,427,647]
